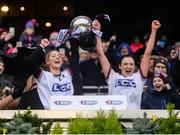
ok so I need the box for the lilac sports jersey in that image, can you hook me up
[36,69,74,109]
[107,69,146,109]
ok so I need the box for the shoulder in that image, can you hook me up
[62,68,72,77]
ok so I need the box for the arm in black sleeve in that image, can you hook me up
[172,60,180,90]
[0,39,8,50]
[29,46,47,78]
[12,46,47,99]
[170,90,180,109]
[68,38,80,72]
[68,38,83,95]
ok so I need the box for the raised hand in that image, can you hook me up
[152,20,161,30]
[4,32,15,41]
[40,38,50,47]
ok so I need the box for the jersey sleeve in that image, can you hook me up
[34,68,43,79]
[136,70,147,85]
[106,68,116,84]
[139,68,147,80]
[29,46,47,78]
[65,68,73,80]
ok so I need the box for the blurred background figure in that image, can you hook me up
[78,47,89,63]
[116,42,131,60]
[0,57,5,77]
[174,41,180,53]
[0,81,14,100]
[19,19,42,48]
[49,31,59,49]
[154,35,169,57]
[130,36,144,54]
[0,57,15,100]
[0,28,15,54]
[79,49,107,87]
[6,41,23,55]
[168,43,180,91]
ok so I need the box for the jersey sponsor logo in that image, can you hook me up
[52,83,71,92]
[115,79,136,88]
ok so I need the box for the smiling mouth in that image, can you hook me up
[125,70,132,75]
[54,61,60,63]
[155,85,161,89]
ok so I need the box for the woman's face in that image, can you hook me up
[121,48,129,56]
[46,51,63,69]
[153,77,165,91]
[0,31,8,39]
[154,63,167,74]
[25,28,34,35]
[119,57,135,77]
[80,52,89,60]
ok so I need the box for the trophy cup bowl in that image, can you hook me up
[70,16,96,51]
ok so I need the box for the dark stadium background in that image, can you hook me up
[0,0,179,44]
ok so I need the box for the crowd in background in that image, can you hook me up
[0,16,180,110]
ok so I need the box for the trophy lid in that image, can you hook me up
[70,16,92,28]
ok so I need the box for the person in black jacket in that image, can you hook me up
[168,45,180,91]
[141,72,180,109]
[0,38,75,109]
[19,19,42,48]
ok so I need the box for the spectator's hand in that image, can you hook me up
[4,32,14,41]
[92,19,101,31]
[40,38,50,47]
[151,20,161,30]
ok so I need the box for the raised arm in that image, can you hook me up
[93,20,111,78]
[29,38,50,77]
[140,20,161,77]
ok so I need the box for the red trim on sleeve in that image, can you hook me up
[139,68,147,79]
[105,67,111,79]
[67,67,73,76]
[36,68,43,79]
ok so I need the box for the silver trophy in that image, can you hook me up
[56,16,97,51]
[70,15,102,38]
[70,16,96,51]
